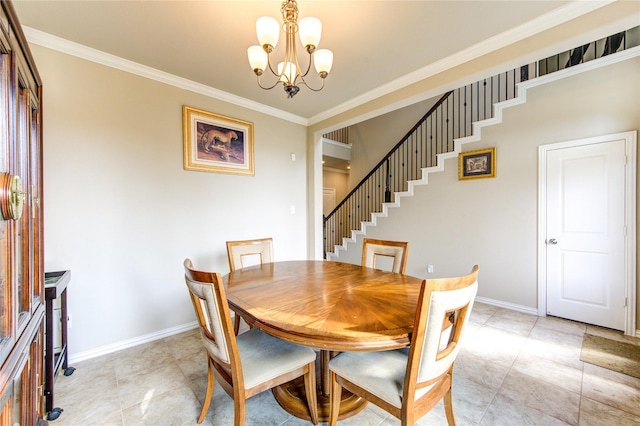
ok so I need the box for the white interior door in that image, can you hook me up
[543,134,633,331]
[323,188,336,217]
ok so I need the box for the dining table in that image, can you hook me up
[223,259,424,421]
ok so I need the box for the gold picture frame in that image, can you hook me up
[183,106,255,175]
[458,147,496,180]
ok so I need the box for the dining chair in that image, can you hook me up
[183,259,319,425]
[361,238,409,274]
[328,265,479,426]
[226,237,274,271]
[226,237,274,334]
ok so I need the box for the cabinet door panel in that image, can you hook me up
[29,97,41,310]
[15,77,32,335]
[0,46,12,366]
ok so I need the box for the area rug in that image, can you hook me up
[580,333,640,379]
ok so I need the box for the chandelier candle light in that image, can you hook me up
[247,0,333,98]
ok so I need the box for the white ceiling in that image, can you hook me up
[13,0,577,122]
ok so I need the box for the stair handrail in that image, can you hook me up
[323,91,453,221]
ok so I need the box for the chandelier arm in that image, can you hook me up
[295,51,313,80]
[255,75,283,91]
[296,76,326,92]
[265,54,280,78]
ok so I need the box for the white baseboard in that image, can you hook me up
[475,296,538,316]
[68,321,199,364]
[476,297,640,338]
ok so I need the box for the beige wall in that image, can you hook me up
[331,57,640,324]
[36,45,309,358]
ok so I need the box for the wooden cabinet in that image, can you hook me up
[0,1,46,424]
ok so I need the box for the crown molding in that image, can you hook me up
[308,0,615,125]
[22,26,309,126]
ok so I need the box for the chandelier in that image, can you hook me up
[247,0,333,98]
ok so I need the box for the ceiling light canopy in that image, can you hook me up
[247,0,333,98]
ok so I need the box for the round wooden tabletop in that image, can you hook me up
[224,260,423,351]
[224,260,424,421]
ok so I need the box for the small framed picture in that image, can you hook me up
[458,148,496,180]
[182,106,254,175]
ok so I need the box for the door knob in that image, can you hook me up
[547,238,558,245]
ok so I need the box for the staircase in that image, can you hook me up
[324,26,639,260]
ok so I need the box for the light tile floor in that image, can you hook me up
[49,303,640,425]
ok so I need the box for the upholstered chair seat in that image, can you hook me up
[233,328,316,389]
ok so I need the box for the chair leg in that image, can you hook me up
[198,358,216,424]
[303,362,319,425]
[233,314,240,335]
[444,387,456,426]
[328,371,341,426]
[234,396,246,426]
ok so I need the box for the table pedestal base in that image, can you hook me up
[272,349,367,421]
[272,378,367,422]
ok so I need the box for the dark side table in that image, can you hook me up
[44,270,75,421]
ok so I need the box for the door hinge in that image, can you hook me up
[624,297,628,307]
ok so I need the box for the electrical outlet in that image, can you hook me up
[427,265,434,273]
